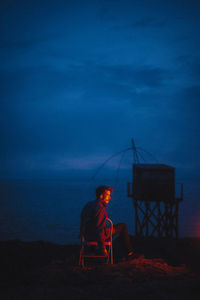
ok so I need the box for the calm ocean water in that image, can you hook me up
[0,177,199,244]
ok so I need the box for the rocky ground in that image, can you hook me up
[0,237,200,299]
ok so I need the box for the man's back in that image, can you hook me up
[80,200,107,245]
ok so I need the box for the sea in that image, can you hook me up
[0,176,199,244]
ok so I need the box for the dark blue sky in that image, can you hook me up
[1,0,200,179]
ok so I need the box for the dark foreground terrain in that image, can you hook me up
[0,237,200,300]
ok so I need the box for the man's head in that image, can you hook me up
[96,185,113,205]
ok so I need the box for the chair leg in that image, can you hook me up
[79,246,84,267]
[106,245,111,264]
[110,245,113,264]
[79,254,84,268]
[78,254,81,266]
[79,243,113,267]
[81,257,85,268]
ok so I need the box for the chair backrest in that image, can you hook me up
[106,218,113,242]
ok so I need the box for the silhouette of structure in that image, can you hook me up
[128,142,183,238]
[91,138,183,238]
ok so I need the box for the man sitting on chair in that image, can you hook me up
[80,185,134,260]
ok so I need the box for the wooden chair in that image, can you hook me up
[79,218,113,267]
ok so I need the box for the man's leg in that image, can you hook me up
[112,223,133,255]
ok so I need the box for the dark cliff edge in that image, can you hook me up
[0,237,200,299]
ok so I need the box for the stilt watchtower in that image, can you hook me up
[127,142,183,238]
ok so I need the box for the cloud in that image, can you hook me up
[99,64,168,89]
[0,39,41,52]
[112,17,167,31]
[183,85,200,100]
[175,55,200,81]
[0,60,169,109]
[130,17,167,29]
[171,85,200,118]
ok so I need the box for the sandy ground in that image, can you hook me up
[0,237,200,300]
